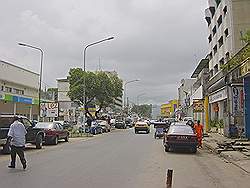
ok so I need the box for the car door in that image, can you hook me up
[22,118,35,142]
[57,123,66,138]
[54,123,61,139]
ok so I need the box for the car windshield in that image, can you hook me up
[35,123,53,129]
[168,126,194,134]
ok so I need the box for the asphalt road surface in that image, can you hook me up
[0,128,249,188]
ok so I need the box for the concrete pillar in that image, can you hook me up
[13,102,16,115]
[204,96,209,132]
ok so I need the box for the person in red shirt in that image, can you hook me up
[194,120,203,148]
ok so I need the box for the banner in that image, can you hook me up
[232,86,244,116]
[193,99,204,113]
[40,102,59,118]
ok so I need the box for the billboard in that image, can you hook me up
[193,99,204,113]
[232,86,244,116]
[40,102,59,118]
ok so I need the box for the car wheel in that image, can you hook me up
[191,147,197,153]
[35,134,43,149]
[53,136,58,145]
[2,144,11,154]
[65,135,69,142]
[93,129,97,135]
[164,146,170,152]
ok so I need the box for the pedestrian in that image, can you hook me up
[6,116,27,169]
[194,120,203,148]
[86,116,92,133]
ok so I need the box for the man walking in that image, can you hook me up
[194,120,203,148]
[6,116,27,169]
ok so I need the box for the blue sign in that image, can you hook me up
[12,95,33,104]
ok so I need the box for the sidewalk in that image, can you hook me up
[203,133,250,173]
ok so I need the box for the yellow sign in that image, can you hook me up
[241,59,250,77]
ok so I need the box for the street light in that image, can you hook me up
[83,36,114,122]
[123,79,140,108]
[18,42,44,120]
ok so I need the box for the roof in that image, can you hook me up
[191,59,209,78]
[0,60,39,76]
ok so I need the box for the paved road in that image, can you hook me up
[0,128,249,188]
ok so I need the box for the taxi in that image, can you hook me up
[134,121,150,134]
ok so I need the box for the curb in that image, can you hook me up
[203,140,250,173]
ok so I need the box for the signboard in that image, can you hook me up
[232,86,244,116]
[0,91,4,100]
[193,99,204,112]
[240,59,250,77]
[209,88,227,103]
[40,102,58,118]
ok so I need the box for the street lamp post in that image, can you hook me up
[18,43,44,120]
[123,79,140,108]
[83,37,114,123]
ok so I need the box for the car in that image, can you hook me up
[90,121,103,135]
[97,120,111,133]
[134,121,150,134]
[34,122,69,145]
[114,116,126,129]
[54,121,72,129]
[0,115,45,153]
[163,123,198,153]
[164,118,177,126]
[182,117,194,124]
[153,122,168,139]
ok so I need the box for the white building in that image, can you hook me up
[205,0,250,76]
[0,60,39,119]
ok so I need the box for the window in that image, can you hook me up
[214,64,219,74]
[5,87,12,93]
[223,6,227,16]
[225,52,230,61]
[212,26,217,36]
[217,15,222,28]
[213,45,218,55]
[218,36,223,48]
[12,88,24,95]
[219,58,225,67]
[208,35,212,43]
[224,28,229,37]
[21,118,33,128]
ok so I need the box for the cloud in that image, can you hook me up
[0,0,208,104]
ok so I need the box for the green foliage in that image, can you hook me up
[67,68,123,118]
[241,30,250,43]
[131,104,152,118]
[222,43,250,72]
[209,119,224,128]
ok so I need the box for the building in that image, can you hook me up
[177,79,196,116]
[160,100,178,118]
[57,78,78,122]
[0,60,39,119]
[205,0,250,136]
[190,58,210,131]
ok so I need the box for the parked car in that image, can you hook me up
[163,123,198,153]
[182,117,194,124]
[34,122,69,145]
[97,120,111,133]
[90,121,103,135]
[0,115,45,153]
[125,118,133,128]
[134,121,150,134]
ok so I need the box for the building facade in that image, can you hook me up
[205,0,250,136]
[0,60,39,119]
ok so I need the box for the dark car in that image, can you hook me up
[0,115,45,153]
[35,122,69,145]
[163,123,198,153]
[114,116,126,129]
[90,121,103,135]
[153,122,168,139]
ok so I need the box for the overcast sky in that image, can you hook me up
[0,0,208,105]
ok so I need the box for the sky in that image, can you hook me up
[0,0,208,105]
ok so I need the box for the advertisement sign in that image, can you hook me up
[209,88,227,103]
[232,86,244,116]
[241,59,250,77]
[40,102,58,118]
[193,99,204,113]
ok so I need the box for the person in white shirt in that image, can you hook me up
[6,116,27,169]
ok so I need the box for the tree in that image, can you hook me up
[67,68,123,118]
[131,104,152,118]
[241,30,250,43]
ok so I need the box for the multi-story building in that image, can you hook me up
[205,0,250,136]
[160,100,178,118]
[0,60,39,119]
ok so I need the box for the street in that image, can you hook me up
[0,128,250,188]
